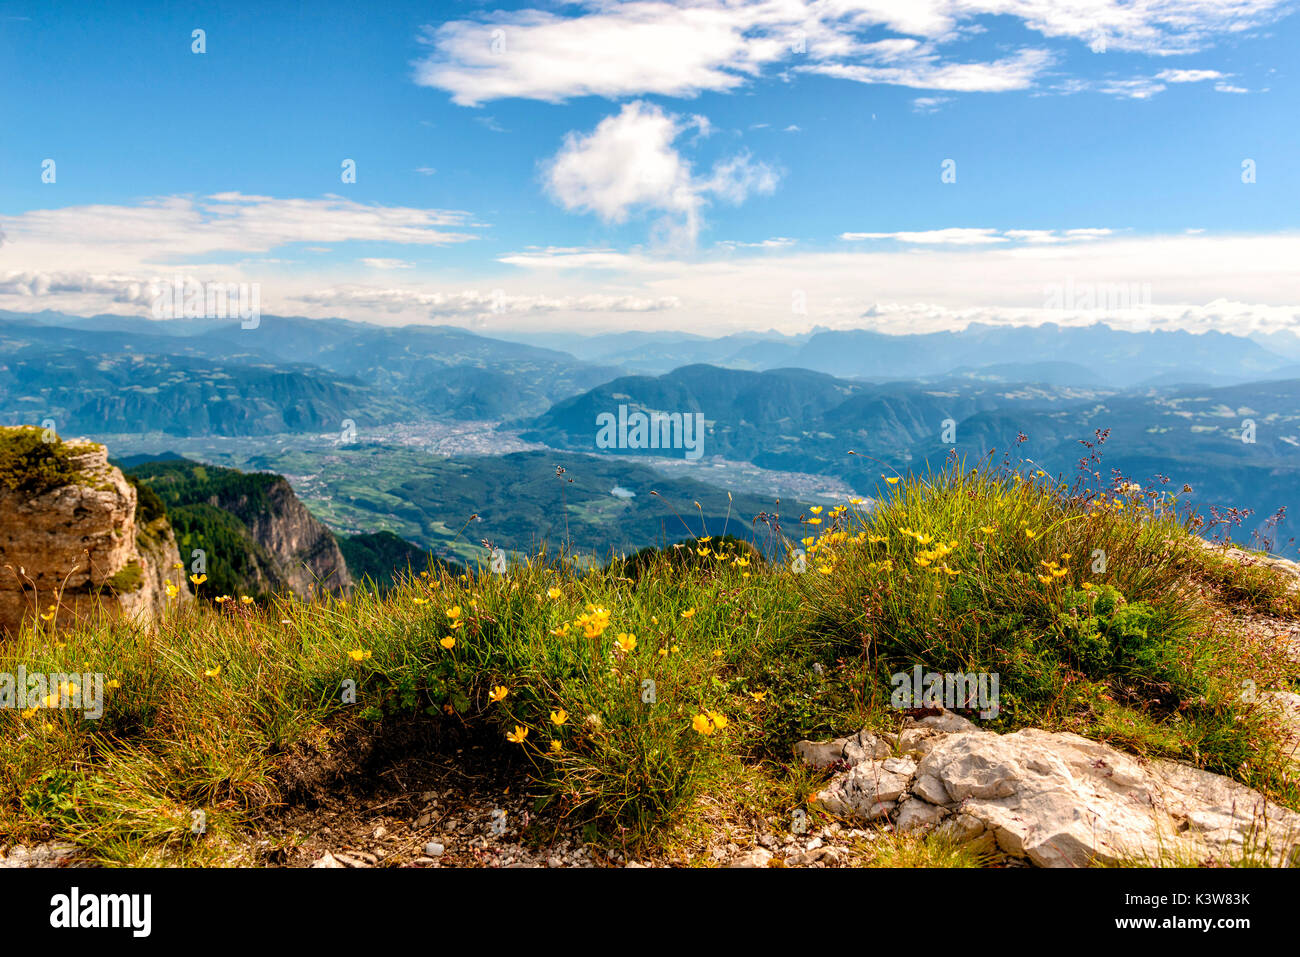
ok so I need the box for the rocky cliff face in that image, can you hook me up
[126,458,352,599]
[234,476,352,595]
[0,430,191,633]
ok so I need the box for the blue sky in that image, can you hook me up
[2,0,1298,335]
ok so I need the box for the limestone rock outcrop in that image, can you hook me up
[0,432,189,632]
[800,710,1300,867]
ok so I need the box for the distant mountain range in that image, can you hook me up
[505,322,1300,388]
[5,311,1300,441]
[522,364,1300,549]
[6,309,1299,552]
[0,310,618,434]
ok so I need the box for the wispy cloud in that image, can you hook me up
[413,0,1286,104]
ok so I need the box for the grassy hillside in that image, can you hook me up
[1,457,1296,865]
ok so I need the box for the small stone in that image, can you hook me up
[372,826,388,840]
[312,851,346,869]
[727,848,773,868]
[424,842,445,857]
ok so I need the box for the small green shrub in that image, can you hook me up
[0,427,84,496]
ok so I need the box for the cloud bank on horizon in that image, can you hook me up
[1,0,1297,337]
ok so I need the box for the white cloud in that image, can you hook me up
[1156,69,1226,83]
[360,258,415,270]
[412,0,1286,104]
[490,232,1300,337]
[716,237,797,250]
[292,285,681,318]
[842,228,1116,246]
[841,228,1007,245]
[911,95,953,113]
[543,101,778,247]
[1,192,481,273]
[7,231,1300,337]
[1067,67,1244,99]
[802,47,1052,93]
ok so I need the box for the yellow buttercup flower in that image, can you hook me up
[547,587,562,600]
[680,608,695,619]
[240,595,254,605]
[413,597,428,605]
[506,725,528,744]
[809,506,823,515]
[489,685,509,703]
[615,633,637,652]
[708,711,728,730]
[440,635,456,650]
[164,580,178,598]
[750,690,766,702]
[446,605,462,621]
[348,649,372,662]
[189,573,207,585]
[691,713,714,735]
[883,475,900,485]
[203,665,222,679]
[550,709,568,726]
[550,740,563,753]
